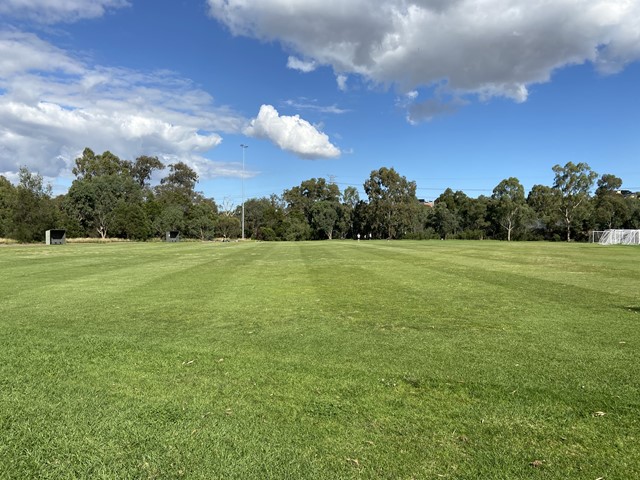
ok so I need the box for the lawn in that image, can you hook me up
[0,240,638,479]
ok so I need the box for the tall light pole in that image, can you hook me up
[240,144,248,240]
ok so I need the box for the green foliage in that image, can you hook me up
[8,167,57,242]
[128,155,164,188]
[0,175,16,237]
[5,157,636,243]
[310,200,339,239]
[153,205,186,235]
[527,184,561,240]
[491,177,529,241]
[282,211,311,241]
[216,214,241,239]
[186,199,218,240]
[429,201,460,239]
[283,178,341,239]
[552,161,598,241]
[593,173,631,230]
[72,148,130,180]
[66,173,143,239]
[110,201,152,240]
[364,167,419,239]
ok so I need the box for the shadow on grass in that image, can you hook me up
[623,306,640,314]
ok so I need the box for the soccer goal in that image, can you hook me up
[598,229,640,245]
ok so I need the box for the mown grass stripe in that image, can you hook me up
[0,240,639,479]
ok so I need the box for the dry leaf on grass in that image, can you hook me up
[346,458,360,467]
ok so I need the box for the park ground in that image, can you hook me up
[0,240,638,479]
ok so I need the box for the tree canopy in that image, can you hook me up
[2,149,639,243]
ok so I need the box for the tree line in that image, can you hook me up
[1,148,639,243]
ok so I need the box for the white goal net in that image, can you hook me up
[598,229,640,245]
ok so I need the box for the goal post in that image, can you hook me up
[598,229,640,245]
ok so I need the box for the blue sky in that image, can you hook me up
[1,0,639,207]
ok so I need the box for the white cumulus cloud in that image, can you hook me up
[0,30,246,181]
[0,0,130,23]
[336,74,348,92]
[208,0,640,105]
[244,105,341,159]
[287,56,317,73]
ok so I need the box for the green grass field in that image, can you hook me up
[1,240,638,479]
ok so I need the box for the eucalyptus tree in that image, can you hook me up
[552,162,598,241]
[335,186,360,239]
[66,172,142,239]
[310,200,339,239]
[0,176,15,238]
[242,197,272,239]
[9,167,57,242]
[72,148,130,180]
[187,198,218,240]
[491,177,528,241]
[153,162,200,236]
[128,155,165,189]
[527,184,561,240]
[364,167,419,239]
[429,201,459,239]
[593,174,630,229]
[283,177,340,238]
[66,150,143,238]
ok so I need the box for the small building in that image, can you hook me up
[45,229,66,245]
[166,231,180,242]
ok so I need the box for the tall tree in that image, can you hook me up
[67,149,145,239]
[10,167,57,242]
[433,188,467,236]
[187,198,218,240]
[128,155,165,188]
[111,201,152,240]
[66,173,142,239]
[242,197,272,239]
[527,184,561,240]
[491,177,527,241]
[283,177,340,238]
[364,167,418,239]
[335,186,360,239]
[154,162,200,237]
[552,162,598,241]
[593,174,629,230]
[310,200,339,239]
[429,202,459,239]
[242,196,289,240]
[72,148,129,180]
[0,176,16,238]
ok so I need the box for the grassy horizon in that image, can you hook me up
[1,240,639,478]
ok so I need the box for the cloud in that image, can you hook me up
[158,153,258,182]
[0,30,246,180]
[208,0,640,103]
[0,31,84,77]
[283,98,349,115]
[406,98,462,124]
[0,0,130,23]
[286,56,317,73]
[244,105,341,159]
[336,74,348,92]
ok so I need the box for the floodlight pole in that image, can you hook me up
[240,144,248,240]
